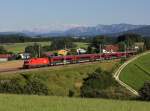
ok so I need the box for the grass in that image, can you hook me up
[2,42,51,53]
[2,42,88,53]
[0,94,150,111]
[74,42,89,48]
[0,60,118,96]
[120,53,150,91]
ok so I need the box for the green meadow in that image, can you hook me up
[0,94,150,111]
[120,53,150,91]
[2,42,88,53]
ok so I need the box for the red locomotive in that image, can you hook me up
[23,51,135,69]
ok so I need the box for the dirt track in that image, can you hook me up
[114,51,150,96]
[0,60,23,71]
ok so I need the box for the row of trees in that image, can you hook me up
[42,38,76,52]
[0,34,89,43]
[25,38,76,57]
[1,33,150,56]
[87,33,150,53]
[24,33,150,57]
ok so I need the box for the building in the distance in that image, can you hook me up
[134,42,145,50]
[77,48,87,54]
[0,54,12,62]
[18,53,30,60]
[103,45,119,53]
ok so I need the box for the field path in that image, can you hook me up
[114,51,150,96]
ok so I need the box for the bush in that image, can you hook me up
[0,78,25,94]
[80,68,133,99]
[24,77,49,95]
[0,46,7,54]
[81,68,117,98]
[139,82,150,101]
[96,86,133,100]
[0,74,49,95]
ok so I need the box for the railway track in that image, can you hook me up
[0,59,120,74]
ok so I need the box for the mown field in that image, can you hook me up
[0,94,150,111]
[120,53,150,91]
[0,60,119,96]
[2,42,88,53]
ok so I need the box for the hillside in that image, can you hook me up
[120,53,150,91]
[126,25,150,36]
[0,60,118,96]
[0,94,150,111]
[64,24,144,36]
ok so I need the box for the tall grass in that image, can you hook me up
[0,94,150,111]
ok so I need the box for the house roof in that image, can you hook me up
[104,45,119,52]
[43,52,53,56]
[0,54,12,58]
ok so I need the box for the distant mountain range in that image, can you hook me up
[0,24,150,37]
[63,24,146,36]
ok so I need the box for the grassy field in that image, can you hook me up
[2,42,88,53]
[2,42,51,53]
[0,60,118,96]
[74,42,89,48]
[0,94,150,111]
[120,53,150,91]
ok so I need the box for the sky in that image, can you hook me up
[0,0,150,31]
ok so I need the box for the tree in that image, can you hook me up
[80,68,133,99]
[117,33,144,47]
[139,82,150,101]
[144,37,150,50]
[49,38,76,51]
[25,43,42,58]
[80,68,117,98]
[89,36,107,53]
[0,46,7,54]
[118,42,126,51]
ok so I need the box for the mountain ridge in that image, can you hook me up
[0,24,149,37]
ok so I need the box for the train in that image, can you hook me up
[23,51,136,69]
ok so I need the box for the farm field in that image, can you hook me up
[0,60,119,96]
[0,94,150,111]
[2,42,51,53]
[2,42,88,53]
[0,60,23,70]
[120,53,150,91]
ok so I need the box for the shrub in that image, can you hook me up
[68,89,75,97]
[80,68,133,99]
[0,78,25,94]
[24,77,49,95]
[81,68,117,98]
[139,82,150,101]
[0,74,49,95]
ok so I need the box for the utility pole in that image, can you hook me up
[64,44,67,64]
[124,43,127,59]
[99,44,102,61]
[38,44,41,58]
